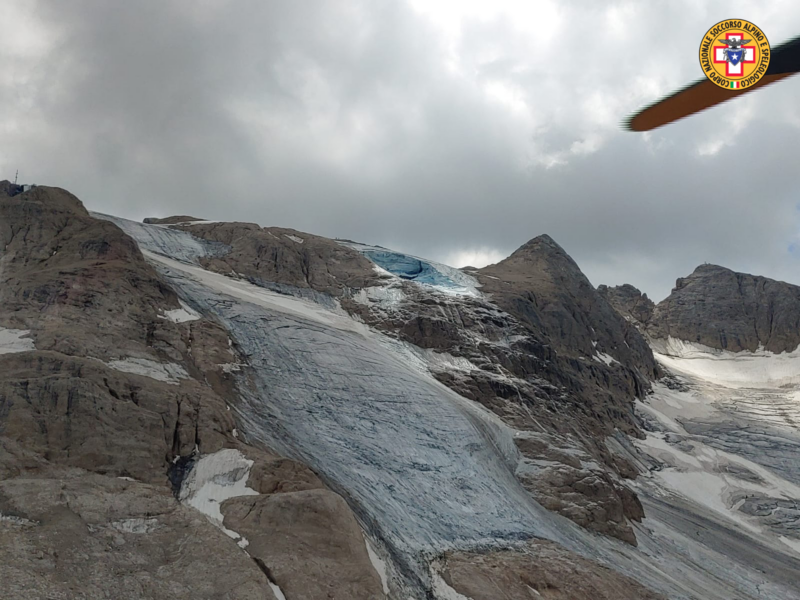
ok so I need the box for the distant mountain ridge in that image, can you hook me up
[601,264,800,353]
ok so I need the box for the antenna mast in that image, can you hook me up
[14,170,18,185]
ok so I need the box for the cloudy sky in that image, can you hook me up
[2,1,800,300]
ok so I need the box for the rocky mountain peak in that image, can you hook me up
[635,264,800,353]
[674,263,731,290]
[0,183,88,216]
[516,233,561,251]
[478,233,660,406]
[504,234,582,270]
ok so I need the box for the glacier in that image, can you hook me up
[340,241,481,297]
[94,213,800,600]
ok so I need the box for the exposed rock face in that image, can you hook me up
[174,221,381,296]
[437,541,665,600]
[648,264,800,352]
[223,489,384,600]
[479,236,658,391]
[0,469,280,600]
[0,187,386,599]
[598,283,655,329]
[0,184,235,481]
[514,432,644,545]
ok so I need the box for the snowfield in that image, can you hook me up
[0,327,35,354]
[636,338,800,573]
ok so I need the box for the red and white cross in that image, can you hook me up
[713,32,756,77]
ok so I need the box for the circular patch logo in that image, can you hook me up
[699,19,770,90]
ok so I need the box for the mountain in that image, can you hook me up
[649,264,800,352]
[3,182,800,599]
[602,264,800,354]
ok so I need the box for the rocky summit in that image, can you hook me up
[602,264,800,353]
[648,264,800,352]
[2,182,800,600]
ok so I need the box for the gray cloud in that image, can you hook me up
[2,0,800,300]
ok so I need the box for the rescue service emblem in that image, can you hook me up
[699,19,770,90]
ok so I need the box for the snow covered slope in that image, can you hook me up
[636,337,800,580]
[95,214,800,600]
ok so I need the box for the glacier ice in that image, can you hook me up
[340,242,480,297]
[92,212,228,263]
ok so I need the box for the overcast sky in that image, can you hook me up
[3,1,800,300]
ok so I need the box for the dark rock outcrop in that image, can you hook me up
[0,179,23,197]
[648,264,800,352]
[479,235,659,391]
[174,221,382,296]
[597,284,655,329]
[143,215,204,224]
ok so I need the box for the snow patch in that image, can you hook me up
[284,234,304,244]
[779,536,800,556]
[593,351,619,366]
[652,336,800,388]
[0,327,35,354]
[179,449,259,540]
[107,358,188,384]
[431,564,473,600]
[638,360,800,544]
[364,536,390,596]
[110,518,161,534]
[0,513,36,526]
[269,582,288,600]
[352,284,406,309]
[161,300,201,323]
